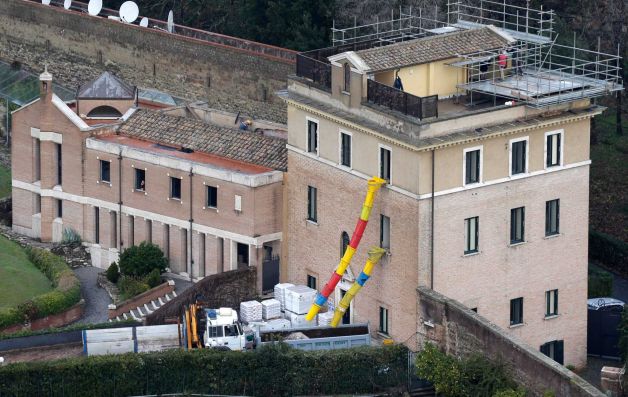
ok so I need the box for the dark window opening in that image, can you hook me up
[207,185,218,208]
[546,289,558,317]
[510,297,523,325]
[86,105,123,118]
[546,133,561,167]
[545,199,560,236]
[510,207,525,244]
[540,340,564,365]
[307,186,317,222]
[465,149,481,184]
[55,143,62,186]
[340,132,351,167]
[100,160,110,183]
[379,306,389,335]
[465,216,479,254]
[170,177,181,200]
[307,274,317,290]
[307,120,318,154]
[511,140,527,175]
[380,214,390,250]
[237,243,249,269]
[343,63,351,92]
[135,169,146,191]
[341,231,350,258]
[380,147,391,182]
[94,207,100,244]
[56,199,63,219]
[340,289,351,324]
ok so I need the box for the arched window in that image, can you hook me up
[341,231,350,258]
[343,63,351,92]
[87,105,123,118]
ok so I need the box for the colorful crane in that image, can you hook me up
[305,176,386,322]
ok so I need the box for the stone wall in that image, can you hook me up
[417,287,604,397]
[0,0,295,123]
[145,267,257,325]
[0,300,85,334]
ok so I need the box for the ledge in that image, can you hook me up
[108,281,175,319]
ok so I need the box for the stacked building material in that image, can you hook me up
[261,298,281,320]
[285,310,316,328]
[284,285,317,315]
[239,300,262,323]
[274,283,294,311]
[317,311,334,327]
[260,318,291,331]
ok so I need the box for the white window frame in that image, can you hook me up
[544,129,564,169]
[338,129,353,169]
[305,116,320,156]
[462,145,483,187]
[509,136,529,177]
[378,144,392,184]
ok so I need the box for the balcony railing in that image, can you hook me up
[367,79,438,119]
[296,54,332,92]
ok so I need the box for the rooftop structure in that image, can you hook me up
[77,71,136,100]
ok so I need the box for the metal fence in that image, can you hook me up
[367,79,438,119]
[295,54,332,92]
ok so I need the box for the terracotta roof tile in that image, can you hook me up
[118,109,287,171]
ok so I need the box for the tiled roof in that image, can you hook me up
[355,27,512,72]
[118,109,287,171]
[78,71,136,99]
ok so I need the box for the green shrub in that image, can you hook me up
[493,389,526,397]
[588,266,613,298]
[61,227,82,244]
[0,345,408,396]
[590,230,628,272]
[145,268,163,289]
[118,276,150,301]
[0,248,81,328]
[119,242,167,277]
[106,262,120,284]
[416,343,520,397]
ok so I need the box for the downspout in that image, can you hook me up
[118,149,123,251]
[430,149,435,290]
[189,167,194,282]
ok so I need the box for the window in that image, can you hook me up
[307,275,317,290]
[546,131,562,167]
[464,148,481,185]
[94,207,100,244]
[464,216,479,254]
[380,214,390,250]
[170,177,181,200]
[34,139,41,181]
[34,194,41,214]
[341,231,350,258]
[343,63,351,92]
[56,199,63,218]
[546,289,558,317]
[545,199,560,236]
[380,146,391,182]
[55,143,62,185]
[540,340,564,365]
[510,138,527,175]
[379,306,389,335]
[307,186,317,222]
[510,207,525,244]
[208,326,224,338]
[340,132,352,167]
[234,195,242,212]
[307,119,318,154]
[206,185,218,208]
[86,105,123,118]
[99,160,111,183]
[135,169,146,191]
[510,297,523,325]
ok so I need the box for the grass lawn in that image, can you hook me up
[0,164,10,198]
[0,235,52,309]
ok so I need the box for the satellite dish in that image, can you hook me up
[119,1,140,24]
[140,17,149,27]
[167,10,174,33]
[42,0,51,5]
[63,0,71,9]
[87,0,102,16]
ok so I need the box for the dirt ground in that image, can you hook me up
[0,343,83,364]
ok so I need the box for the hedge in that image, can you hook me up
[588,266,613,298]
[590,230,628,273]
[0,344,408,397]
[0,319,140,341]
[0,248,81,328]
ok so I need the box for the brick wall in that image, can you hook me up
[417,287,603,397]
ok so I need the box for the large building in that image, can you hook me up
[11,70,286,292]
[283,3,622,367]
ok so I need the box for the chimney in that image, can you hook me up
[39,64,53,101]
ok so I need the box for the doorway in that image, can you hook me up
[236,243,249,269]
[340,289,351,325]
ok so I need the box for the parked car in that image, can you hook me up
[587,297,625,312]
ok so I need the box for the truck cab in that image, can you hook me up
[204,308,247,351]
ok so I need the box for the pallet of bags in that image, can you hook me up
[317,311,334,327]
[273,283,294,311]
[240,300,262,323]
[261,298,281,320]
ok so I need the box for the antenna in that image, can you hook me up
[87,0,102,16]
[63,0,71,10]
[119,1,140,24]
[41,0,51,5]
[140,17,149,27]
[167,10,174,33]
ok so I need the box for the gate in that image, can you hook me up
[262,256,280,294]
[588,308,622,359]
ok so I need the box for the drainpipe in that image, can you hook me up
[118,149,123,251]
[189,167,194,282]
[430,149,435,290]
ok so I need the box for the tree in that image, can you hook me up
[118,242,168,277]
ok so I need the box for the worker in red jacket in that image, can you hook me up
[498,50,508,80]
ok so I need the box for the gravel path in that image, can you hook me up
[73,267,111,324]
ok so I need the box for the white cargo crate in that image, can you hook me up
[285,310,316,328]
[284,285,317,315]
[273,283,294,311]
